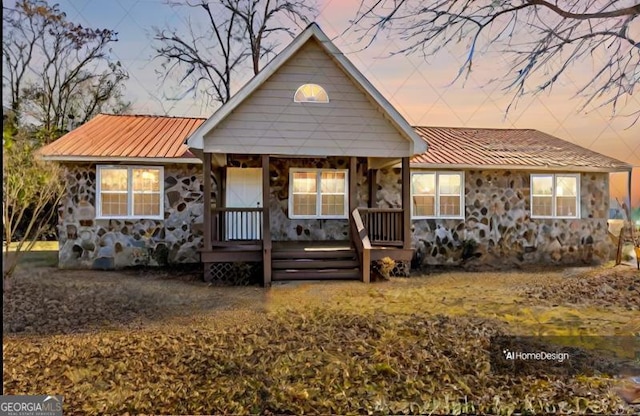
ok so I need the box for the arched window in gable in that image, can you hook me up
[294,84,329,103]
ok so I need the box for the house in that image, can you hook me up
[38,23,632,285]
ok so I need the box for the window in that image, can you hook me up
[411,171,464,218]
[97,166,164,219]
[289,169,347,218]
[531,174,579,218]
[294,83,329,103]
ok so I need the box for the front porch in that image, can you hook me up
[200,154,414,285]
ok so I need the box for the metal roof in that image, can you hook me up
[38,114,205,162]
[38,115,631,172]
[411,127,631,172]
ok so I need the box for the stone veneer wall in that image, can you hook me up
[59,161,610,271]
[229,155,369,241]
[376,168,613,268]
[58,163,215,269]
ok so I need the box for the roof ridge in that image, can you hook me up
[531,129,629,161]
[98,113,207,120]
[413,125,536,131]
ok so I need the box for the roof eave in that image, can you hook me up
[409,162,632,173]
[40,155,202,164]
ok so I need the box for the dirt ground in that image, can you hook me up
[3,261,639,337]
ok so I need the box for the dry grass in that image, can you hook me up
[4,263,639,337]
[4,241,59,251]
[3,263,640,414]
[266,265,640,336]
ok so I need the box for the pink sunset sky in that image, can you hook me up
[38,0,640,208]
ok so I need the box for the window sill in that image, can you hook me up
[412,216,465,220]
[531,216,580,220]
[96,216,164,221]
[289,215,348,220]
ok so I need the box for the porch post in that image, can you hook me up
[349,157,357,214]
[402,156,411,250]
[368,169,377,208]
[203,152,212,252]
[347,156,358,241]
[219,166,227,240]
[220,167,227,208]
[214,167,222,208]
[213,166,223,243]
[262,155,271,287]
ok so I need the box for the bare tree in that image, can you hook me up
[221,0,316,75]
[351,1,640,121]
[154,0,316,107]
[2,0,129,139]
[154,1,246,105]
[3,129,64,283]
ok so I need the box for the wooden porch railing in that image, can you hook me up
[350,208,371,283]
[359,208,404,246]
[211,207,264,243]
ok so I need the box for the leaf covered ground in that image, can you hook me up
[520,266,640,310]
[3,263,640,414]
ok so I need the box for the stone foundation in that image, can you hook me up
[58,164,216,269]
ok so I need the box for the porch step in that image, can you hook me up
[272,268,361,281]
[271,246,361,281]
[272,259,359,269]
[271,248,355,260]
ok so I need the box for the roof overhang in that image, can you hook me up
[409,163,633,173]
[40,155,202,164]
[186,23,427,156]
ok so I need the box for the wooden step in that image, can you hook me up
[271,249,356,260]
[272,268,361,281]
[272,259,359,270]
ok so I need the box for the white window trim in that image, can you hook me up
[530,173,580,219]
[288,168,348,219]
[411,171,465,220]
[96,165,165,220]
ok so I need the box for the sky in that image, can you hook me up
[10,0,640,208]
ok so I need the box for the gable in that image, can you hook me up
[203,39,409,157]
[188,23,426,158]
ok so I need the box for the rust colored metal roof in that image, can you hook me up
[412,127,631,172]
[39,115,631,172]
[38,114,205,161]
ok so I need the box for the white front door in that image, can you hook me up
[225,168,263,240]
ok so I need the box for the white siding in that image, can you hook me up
[203,39,411,157]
